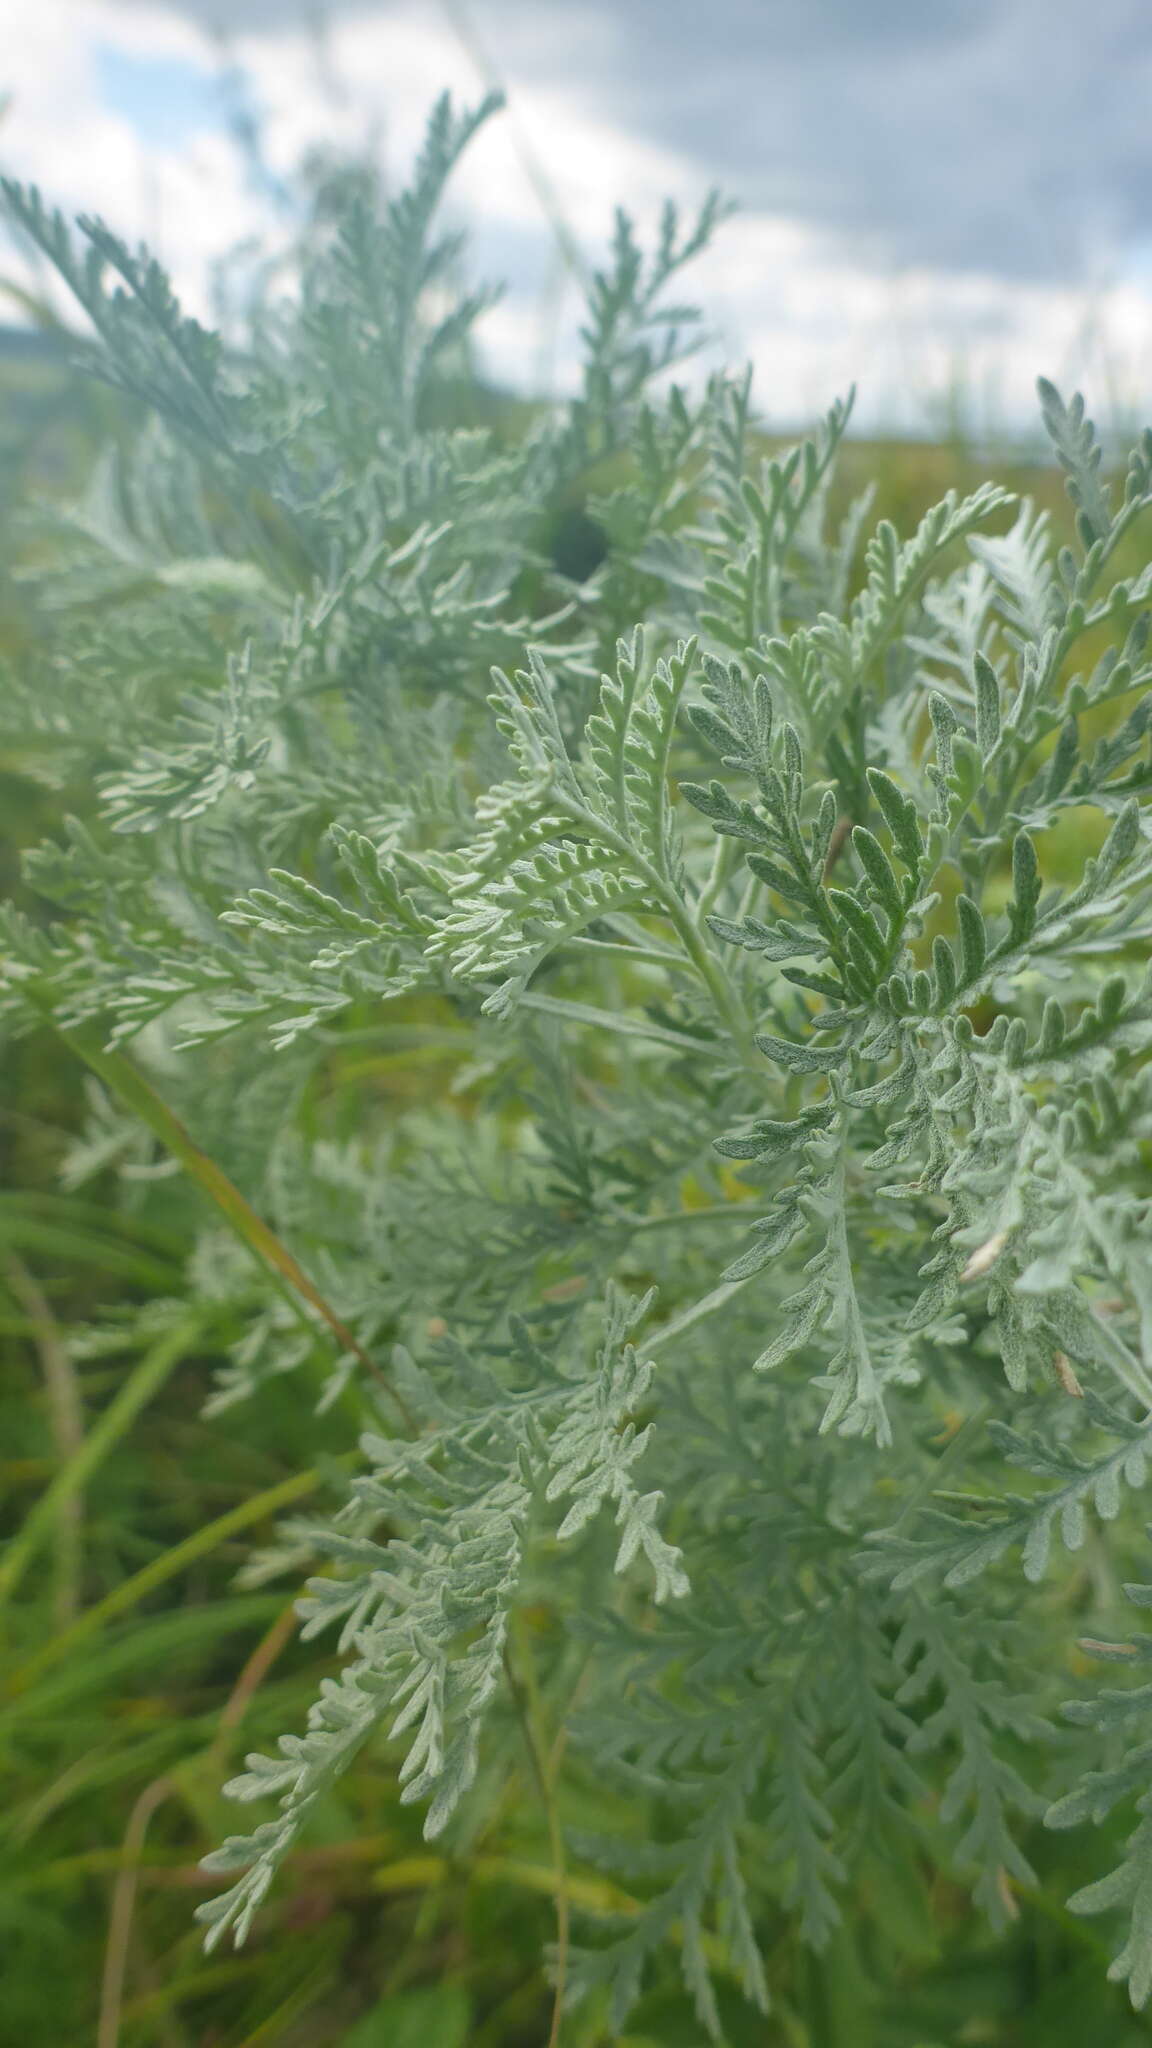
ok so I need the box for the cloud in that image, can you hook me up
[0,2,272,320]
[98,0,1152,286]
[1,0,1150,436]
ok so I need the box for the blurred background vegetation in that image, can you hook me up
[2,252,1152,2048]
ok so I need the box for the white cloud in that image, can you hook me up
[1,0,1150,438]
[691,216,1152,438]
[0,1,269,320]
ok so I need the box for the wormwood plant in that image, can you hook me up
[4,92,1152,2040]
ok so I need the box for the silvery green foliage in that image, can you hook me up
[4,93,1152,2033]
[197,1285,686,1950]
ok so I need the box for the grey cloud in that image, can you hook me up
[108,0,1152,284]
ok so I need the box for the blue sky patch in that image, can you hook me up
[95,46,224,151]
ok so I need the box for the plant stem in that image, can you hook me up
[4,1462,326,1697]
[53,1017,412,1426]
[695,832,738,925]
[0,1319,198,1616]
[506,1618,570,2048]
[646,1274,754,1355]
[515,989,716,1054]
[618,1202,752,1232]
[4,1254,85,1625]
[98,1773,176,2048]
[894,1401,993,1531]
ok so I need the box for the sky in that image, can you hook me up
[1,0,1151,436]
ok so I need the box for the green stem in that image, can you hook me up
[694,832,739,927]
[617,1202,752,1232]
[1089,1310,1152,1411]
[894,1401,993,1531]
[4,1461,328,1698]
[825,1120,888,1445]
[48,1016,410,1425]
[506,1616,570,2048]
[549,792,758,1068]
[567,932,688,971]
[515,990,716,1054]
[4,1255,85,1627]
[646,1275,753,1355]
[0,1320,199,1614]
[660,890,758,1067]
